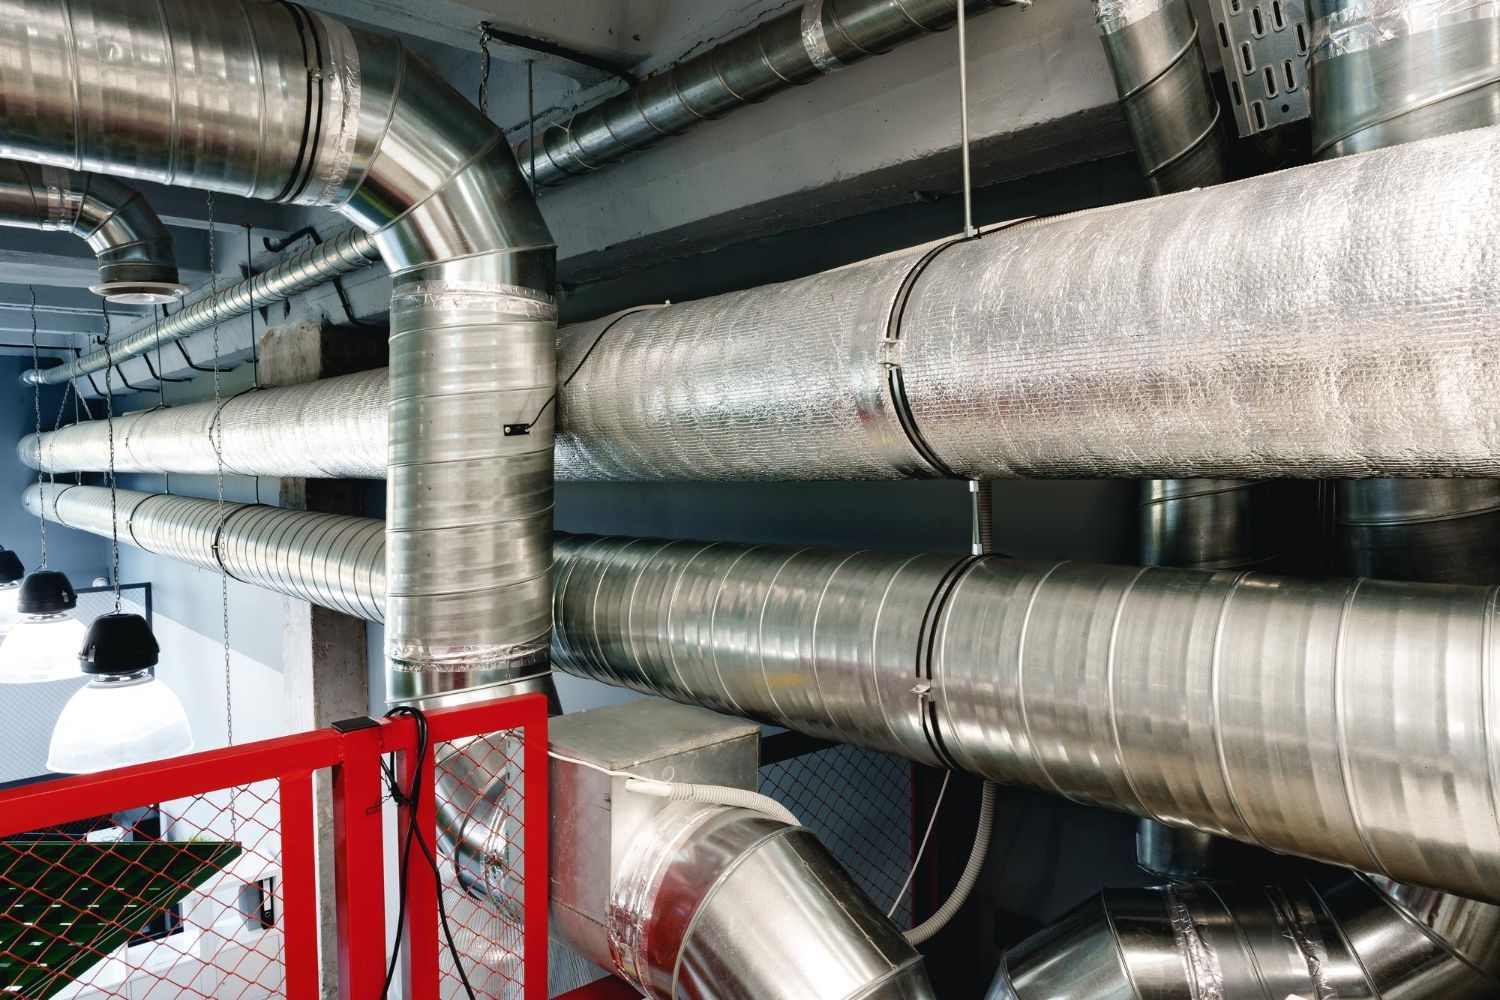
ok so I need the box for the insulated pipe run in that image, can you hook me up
[0,159,184,304]
[27,485,1500,905]
[23,124,1500,484]
[21,228,383,387]
[0,0,557,705]
[514,0,1021,189]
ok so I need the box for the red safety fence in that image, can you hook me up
[0,693,548,1000]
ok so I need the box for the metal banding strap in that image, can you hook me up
[914,554,984,770]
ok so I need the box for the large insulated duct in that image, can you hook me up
[1311,0,1500,585]
[29,484,1500,905]
[22,124,1500,483]
[22,227,383,387]
[0,0,557,705]
[0,158,184,304]
[514,0,1019,189]
[989,875,1500,998]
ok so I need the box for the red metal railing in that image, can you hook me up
[0,693,547,1000]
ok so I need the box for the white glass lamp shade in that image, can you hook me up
[47,671,194,774]
[0,583,20,637]
[0,613,86,684]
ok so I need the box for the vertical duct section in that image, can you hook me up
[514,0,1018,189]
[1310,0,1500,584]
[0,0,557,704]
[0,158,184,303]
[990,876,1500,998]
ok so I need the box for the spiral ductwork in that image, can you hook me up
[0,158,183,304]
[0,0,556,705]
[990,875,1500,999]
[25,484,1500,902]
[23,125,1500,486]
[514,0,1018,189]
[23,227,383,386]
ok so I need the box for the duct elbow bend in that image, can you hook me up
[607,802,936,1000]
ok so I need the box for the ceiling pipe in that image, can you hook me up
[26,483,1500,907]
[20,227,382,388]
[989,874,1500,998]
[0,159,185,304]
[1309,0,1500,586]
[22,123,1500,484]
[0,0,557,708]
[513,0,1023,189]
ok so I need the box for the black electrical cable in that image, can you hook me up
[380,706,479,1000]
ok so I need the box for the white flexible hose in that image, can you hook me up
[905,781,998,946]
[625,778,801,827]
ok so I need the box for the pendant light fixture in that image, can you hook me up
[47,612,191,773]
[0,547,24,636]
[0,287,84,684]
[46,297,191,773]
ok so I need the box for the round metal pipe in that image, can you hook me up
[514,0,1019,189]
[0,158,183,303]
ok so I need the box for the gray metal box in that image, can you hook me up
[548,699,760,964]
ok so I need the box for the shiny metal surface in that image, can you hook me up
[1141,479,1271,570]
[991,877,1500,999]
[0,0,558,708]
[1310,0,1500,587]
[551,533,1500,902]
[514,0,1017,189]
[0,159,182,302]
[611,802,934,1000]
[1094,0,1229,192]
[24,228,383,386]
[28,490,1500,903]
[25,126,1500,484]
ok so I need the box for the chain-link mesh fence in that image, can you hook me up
[0,778,293,999]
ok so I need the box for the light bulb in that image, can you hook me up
[0,583,21,637]
[47,669,193,774]
[0,613,87,684]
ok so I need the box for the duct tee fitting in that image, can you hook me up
[0,0,557,706]
[0,159,184,303]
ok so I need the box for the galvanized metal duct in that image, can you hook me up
[23,124,1500,483]
[1310,0,1500,586]
[606,802,934,1000]
[25,484,1500,902]
[0,158,183,304]
[21,227,382,387]
[514,0,1018,189]
[989,875,1500,998]
[0,0,557,705]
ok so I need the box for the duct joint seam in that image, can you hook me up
[800,0,847,72]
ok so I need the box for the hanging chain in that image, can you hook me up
[244,225,262,505]
[101,302,121,613]
[207,194,238,769]
[156,309,171,494]
[28,286,48,568]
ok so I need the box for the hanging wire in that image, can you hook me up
[888,771,952,919]
[27,286,50,569]
[956,0,976,239]
[101,302,122,613]
[244,224,262,506]
[527,59,537,195]
[478,25,492,118]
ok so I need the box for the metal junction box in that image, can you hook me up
[548,699,760,964]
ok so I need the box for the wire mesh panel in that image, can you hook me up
[759,737,918,929]
[0,779,295,999]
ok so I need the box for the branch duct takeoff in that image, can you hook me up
[0,0,556,704]
[27,485,1500,906]
[22,125,1500,483]
[0,159,184,304]
[514,0,1020,189]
